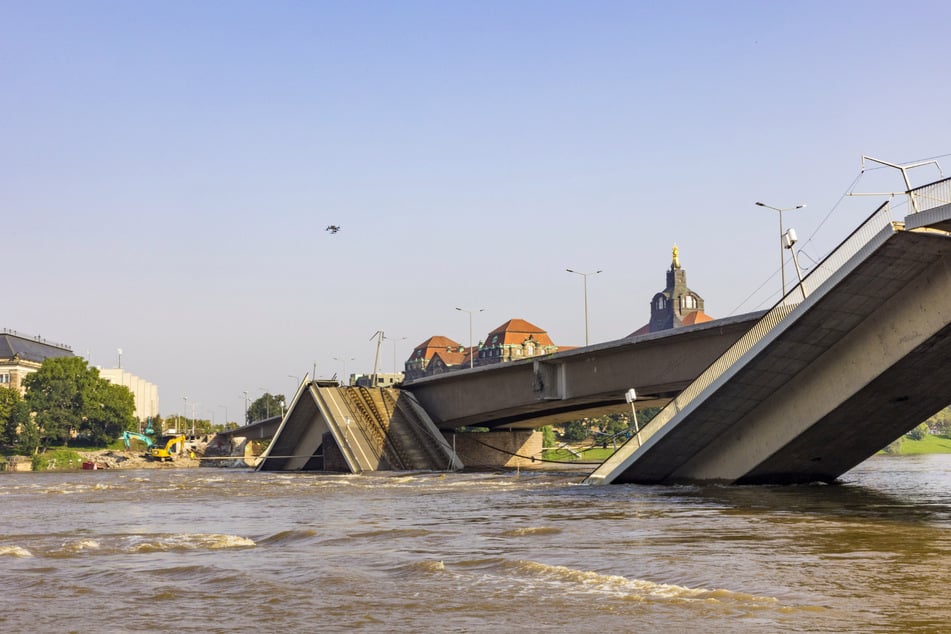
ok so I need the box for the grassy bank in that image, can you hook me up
[888,434,951,455]
[544,433,951,463]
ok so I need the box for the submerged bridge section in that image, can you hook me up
[257,381,461,473]
[586,179,951,485]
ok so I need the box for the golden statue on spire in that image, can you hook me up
[672,244,680,269]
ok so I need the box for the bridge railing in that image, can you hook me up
[624,201,896,451]
[798,201,894,299]
[909,177,951,213]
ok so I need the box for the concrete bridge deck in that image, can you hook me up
[403,311,765,430]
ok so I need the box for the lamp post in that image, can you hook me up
[219,404,228,428]
[384,335,407,373]
[333,357,354,385]
[288,374,300,394]
[566,268,602,346]
[117,348,122,369]
[189,401,198,437]
[456,307,484,368]
[182,395,187,434]
[755,201,805,297]
[242,390,249,424]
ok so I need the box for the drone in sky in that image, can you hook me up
[325,225,341,234]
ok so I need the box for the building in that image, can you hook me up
[0,329,74,394]
[97,368,160,422]
[630,245,714,336]
[404,336,467,380]
[405,319,563,379]
[475,319,559,365]
[353,372,404,388]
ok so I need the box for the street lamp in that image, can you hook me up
[383,335,407,373]
[456,307,484,368]
[288,374,300,394]
[755,201,806,297]
[189,401,199,437]
[566,268,602,346]
[332,357,354,385]
[242,390,249,424]
[182,395,187,434]
[219,404,228,428]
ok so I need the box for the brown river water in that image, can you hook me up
[2,454,951,633]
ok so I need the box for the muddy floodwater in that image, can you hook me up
[2,454,951,632]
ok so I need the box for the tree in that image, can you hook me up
[926,406,951,436]
[23,357,135,449]
[247,392,285,423]
[0,386,26,449]
[905,422,930,441]
[15,414,40,456]
[562,420,590,442]
[80,379,137,446]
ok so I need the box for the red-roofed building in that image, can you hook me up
[404,336,466,380]
[629,245,714,336]
[405,319,563,379]
[476,319,558,365]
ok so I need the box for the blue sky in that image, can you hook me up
[3,1,950,423]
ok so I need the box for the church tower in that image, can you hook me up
[646,245,711,333]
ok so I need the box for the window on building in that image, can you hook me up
[656,297,666,310]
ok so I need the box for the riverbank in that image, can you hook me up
[78,449,201,470]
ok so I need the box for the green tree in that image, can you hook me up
[23,357,135,448]
[0,387,32,451]
[0,385,18,445]
[926,406,951,436]
[80,379,137,446]
[15,414,40,455]
[905,422,930,441]
[562,420,590,442]
[247,392,285,423]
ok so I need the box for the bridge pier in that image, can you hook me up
[445,430,542,469]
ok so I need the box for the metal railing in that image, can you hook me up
[909,177,951,213]
[0,328,72,351]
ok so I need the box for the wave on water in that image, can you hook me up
[498,526,563,537]
[0,545,33,558]
[505,560,779,606]
[342,527,435,542]
[405,559,446,574]
[128,533,256,553]
[257,528,318,546]
[60,539,101,553]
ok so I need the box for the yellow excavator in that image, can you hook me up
[148,433,187,462]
